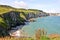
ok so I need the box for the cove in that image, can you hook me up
[22,16,60,36]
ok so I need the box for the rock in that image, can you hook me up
[9,29,28,37]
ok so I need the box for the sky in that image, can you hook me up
[0,0,60,13]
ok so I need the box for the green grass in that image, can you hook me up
[0,5,44,14]
[40,36,50,40]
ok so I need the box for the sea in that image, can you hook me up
[22,16,60,36]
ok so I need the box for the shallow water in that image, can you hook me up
[22,16,60,36]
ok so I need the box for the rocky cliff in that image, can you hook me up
[26,12,49,19]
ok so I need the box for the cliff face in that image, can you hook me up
[26,12,49,19]
[2,11,26,28]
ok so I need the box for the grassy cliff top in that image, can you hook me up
[0,5,44,14]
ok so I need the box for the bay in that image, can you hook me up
[22,16,60,36]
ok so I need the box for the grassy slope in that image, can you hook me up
[0,5,43,14]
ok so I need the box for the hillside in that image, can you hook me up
[0,5,44,14]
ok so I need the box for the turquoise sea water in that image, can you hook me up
[22,16,60,36]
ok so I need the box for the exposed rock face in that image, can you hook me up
[2,11,25,28]
[26,12,49,20]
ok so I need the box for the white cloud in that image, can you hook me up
[12,1,28,8]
